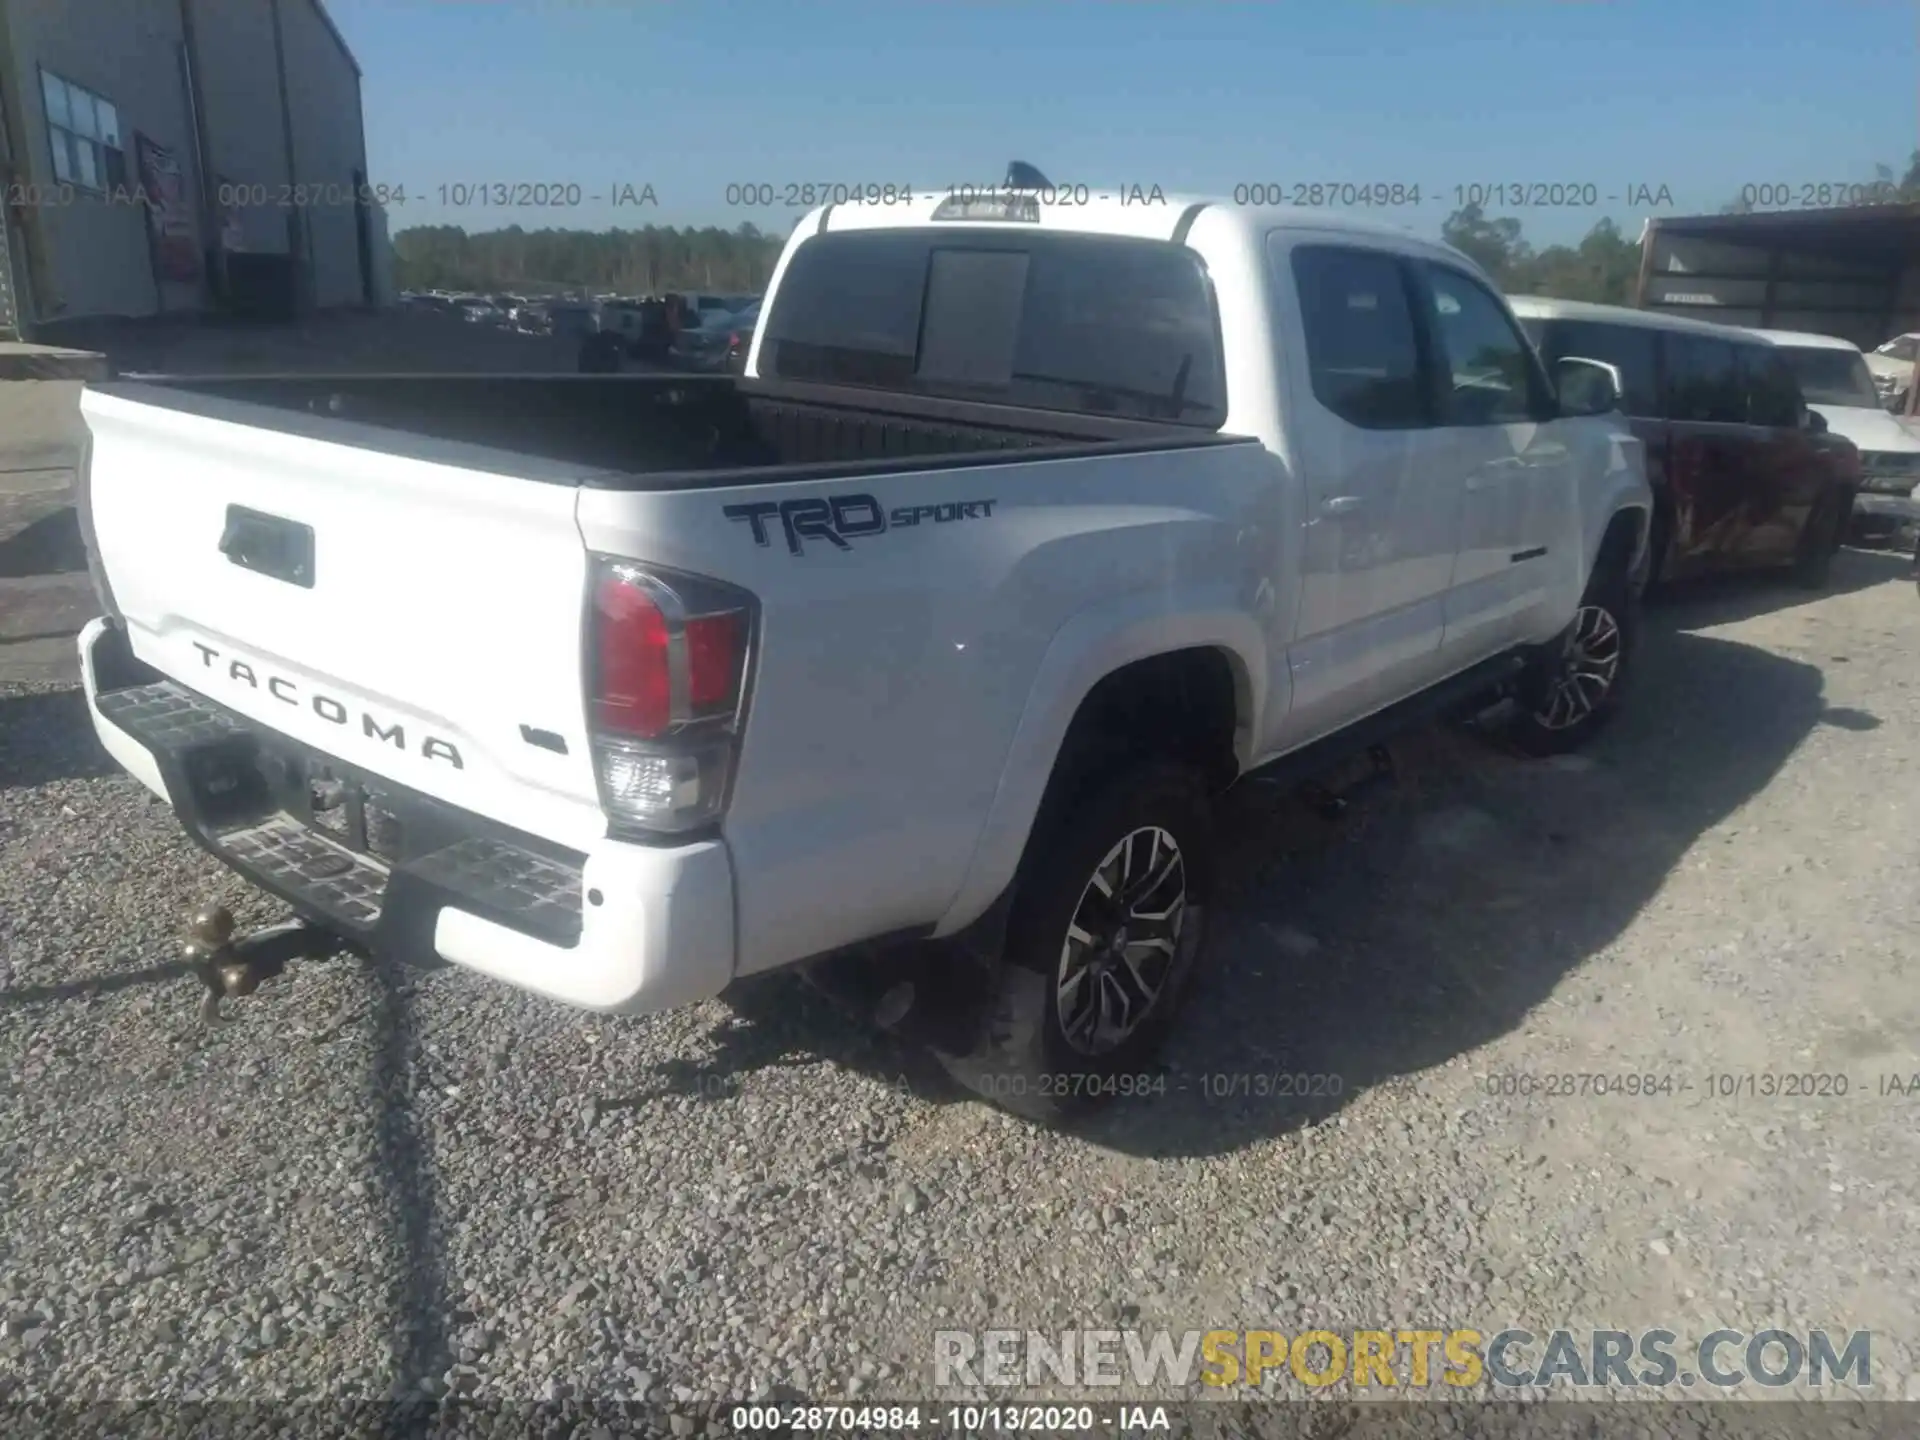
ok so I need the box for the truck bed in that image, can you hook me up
[96,373,1240,488]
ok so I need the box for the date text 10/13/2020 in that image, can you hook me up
[729,1405,1172,1434]
[1482,1071,1920,1100]
[193,177,1915,215]
[211,182,664,211]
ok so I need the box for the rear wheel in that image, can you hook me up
[934,762,1214,1123]
[1645,503,1673,594]
[1505,561,1635,757]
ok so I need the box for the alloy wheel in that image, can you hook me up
[1533,603,1621,732]
[1055,826,1188,1055]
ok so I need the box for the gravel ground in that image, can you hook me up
[3,548,1920,1419]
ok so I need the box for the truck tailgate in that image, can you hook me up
[82,387,608,850]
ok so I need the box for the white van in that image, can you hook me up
[1866,333,1917,410]
[1749,328,1920,541]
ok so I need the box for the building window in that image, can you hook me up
[41,70,125,193]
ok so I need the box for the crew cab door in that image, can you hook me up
[1661,332,1765,569]
[1269,239,1458,746]
[1734,341,1827,559]
[1412,263,1572,660]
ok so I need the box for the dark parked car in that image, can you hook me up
[545,303,597,341]
[454,296,504,326]
[1513,297,1856,587]
[668,306,746,372]
[577,299,676,372]
[726,299,760,373]
[629,298,673,360]
[577,328,623,373]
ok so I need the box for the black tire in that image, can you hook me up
[1792,492,1844,589]
[1505,559,1636,757]
[933,762,1214,1123]
[1644,502,1673,595]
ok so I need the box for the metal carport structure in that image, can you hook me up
[1637,204,1920,417]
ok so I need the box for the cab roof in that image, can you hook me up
[809,189,1469,264]
[1507,294,1773,342]
[1746,327,1864,352]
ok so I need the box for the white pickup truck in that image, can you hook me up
[76,184,1650,1116]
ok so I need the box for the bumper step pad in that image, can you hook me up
[219,813,388,928]
[96,678,248,750]
[96,678,583,946]
[409,836,583,946]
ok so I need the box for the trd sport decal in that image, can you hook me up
[723,494,997,555]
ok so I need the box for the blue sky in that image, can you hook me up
[329,0,1919,247]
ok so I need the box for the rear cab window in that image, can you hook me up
[759,229,1227,426]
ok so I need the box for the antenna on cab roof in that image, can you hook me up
[1004,161,1051,190]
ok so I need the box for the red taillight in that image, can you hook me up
[727,332,741,350]
[592,573,672,738]
[684,611,741,711]
[586,559,755,833]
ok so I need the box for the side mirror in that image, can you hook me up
[1555,357,1624,416]
[1803,408,1829,434]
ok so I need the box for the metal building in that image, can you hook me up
[0,0,388,331]
[1636,205,1920,353]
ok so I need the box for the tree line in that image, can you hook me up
[391,220,788,295]
[392,153,1920,303]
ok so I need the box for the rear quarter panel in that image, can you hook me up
[576,441,1284,976]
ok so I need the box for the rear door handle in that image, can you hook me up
[1319,495,1366,516]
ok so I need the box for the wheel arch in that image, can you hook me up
[930,605,1265,939]
[1592,502,1650,589]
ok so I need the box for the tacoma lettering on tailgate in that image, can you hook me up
[189,642,465,769]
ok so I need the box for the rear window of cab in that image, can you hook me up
[759,229,1227,427]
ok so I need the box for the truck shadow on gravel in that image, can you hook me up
[1648,544,1912,629]
[365,960,457,1397]
[1092,622,1842,1158]
[0,688,118,788]
[695,619,1846,1157]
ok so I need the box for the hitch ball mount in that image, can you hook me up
[181,904,336,1023]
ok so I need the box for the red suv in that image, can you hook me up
[1513,297,1858,587]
